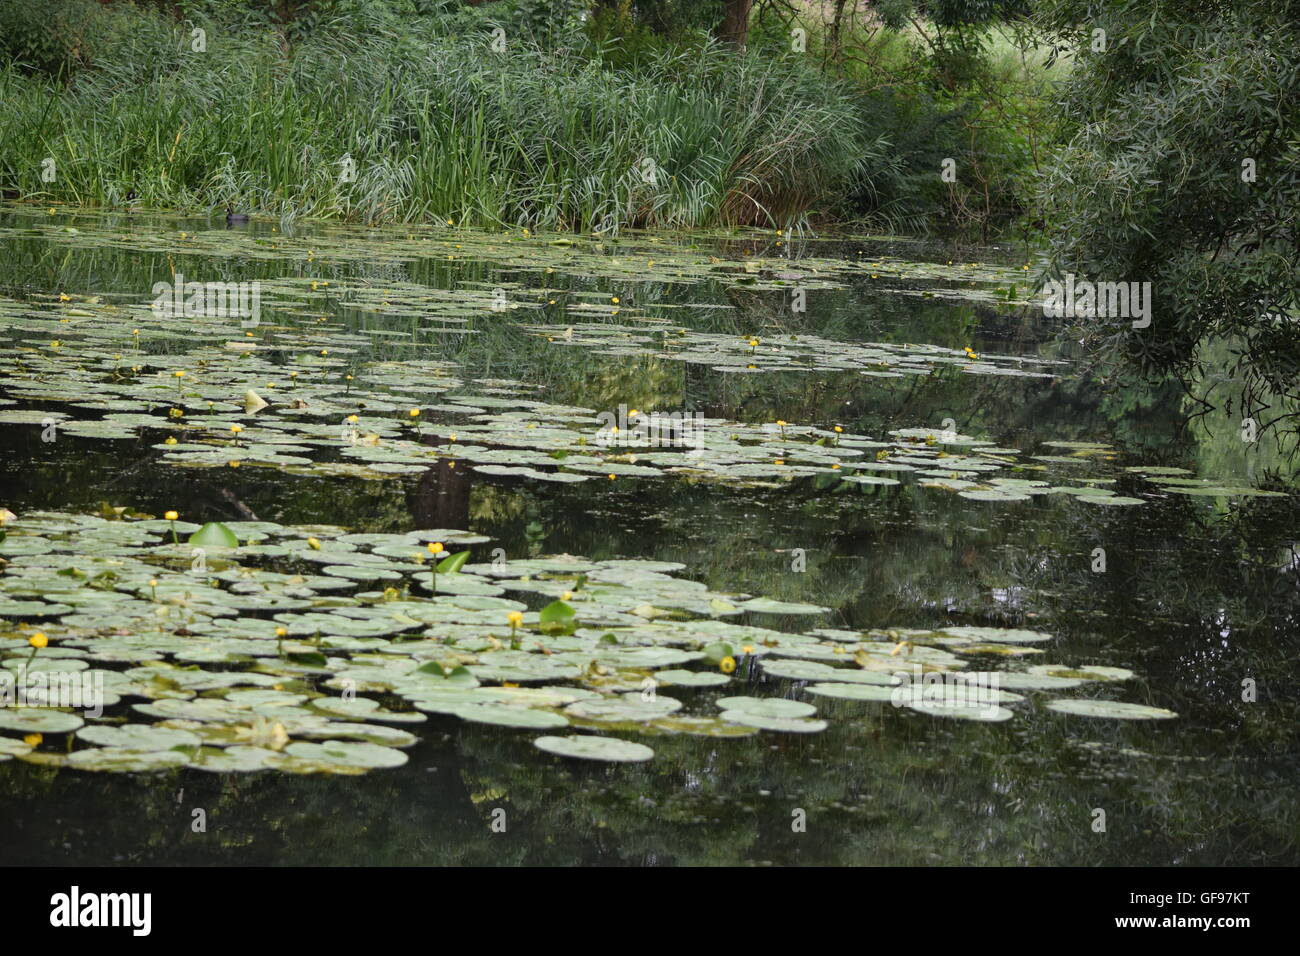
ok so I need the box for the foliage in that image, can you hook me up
[0,3,877,231]
[1034,0,1300,417]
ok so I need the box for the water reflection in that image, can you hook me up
[0,207,1296,865]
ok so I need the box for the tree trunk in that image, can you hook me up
[828,0,849,63]
[714,0,753,50]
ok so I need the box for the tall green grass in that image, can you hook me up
[0,4,882,232]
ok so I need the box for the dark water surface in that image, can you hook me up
[1,206,1296,865]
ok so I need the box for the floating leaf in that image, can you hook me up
[533,734,654,762]
[0,709,85,733]
[1045,699,1177,720]
[189,522,240,548]
[715,696,816,718]
[437,550,471,574]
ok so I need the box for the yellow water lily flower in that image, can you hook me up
[719,656,737,674]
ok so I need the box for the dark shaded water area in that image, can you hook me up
[1,205,1296,865]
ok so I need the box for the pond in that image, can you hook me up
[0,203,1296,865]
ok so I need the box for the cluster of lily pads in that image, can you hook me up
[1,287,1284,500]
[525,320,1061,380]
[0,510,1179,773]
[1,205,1034,302]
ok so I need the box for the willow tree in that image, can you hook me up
[1036,0,1300,421]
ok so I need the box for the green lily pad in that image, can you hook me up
[189,522,241,547]
[1045,699,1177,719]
[452,704,570,729]
[734,598,830,615]
[76,723,202,749]
[940,626,1054,644]
[1028,664,1133,682]
[802,682,898,702]
[65,747,191,772]
[715,695,816,718]
[718,710,827,733]
[189,745,279,772]
[0,737,34,760]
[533,734,655,762]
[276,740,409,770]
[651,669,731,687]
[0,709,86,733]
[564,696,682,722]
[905,700,1015,721]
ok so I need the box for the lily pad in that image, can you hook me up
[715,695,816,718]
[533,734,655,762]
[452,704,570,729]
[802,682,898,702]
[718,710,827,733]
[0,709,86,733]
[1045,699,1177,720]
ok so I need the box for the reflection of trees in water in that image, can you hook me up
[1,474,1295,864]
[5,221,1298,863]
[4,686,1294,864]
[407,457,472,531]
